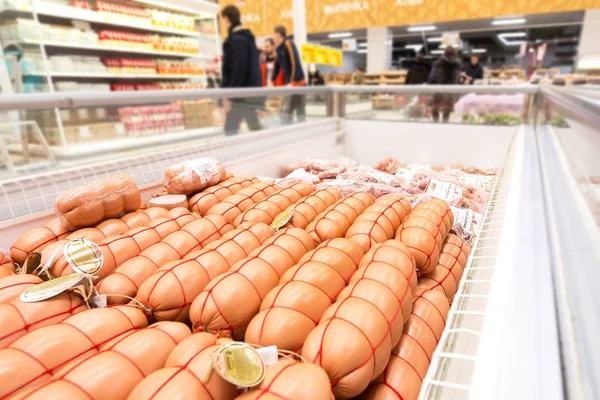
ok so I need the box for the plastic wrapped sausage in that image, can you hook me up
[136,223,273,323]
[359,240,417,293]
[10,218,71,266]
[362,290,450,400]
[98,215,232,304]
[206,182,278,223]
[396,198,454,275]
[189,175,259,215]
[55,174,142,230]
[345,195,412,251]
[0,292,86,349]
[44,208,197,280]
[302,241,415,398]
[163,158,227,195]
[236,359,333,400]
[189,227,314,340]
[128,333,238,400]
[0,306,147,398]
[0,275,43,305]
[284,188,342,229]
[245,238,365,352]
[306,192,375,245]
[12,322,191,400]
[232,183,314,227]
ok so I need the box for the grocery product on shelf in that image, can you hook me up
[281,188,343,229]
[103,58,156,74]
[205,182,279,224]
[98,30,152,49]
[118,104,185,136]
[95,0,150,22]
[10,218,70,265]
[163,158,227,195]
[0,275,42,304]
[189,175,260,215]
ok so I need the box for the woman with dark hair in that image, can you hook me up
[428,46,462,123]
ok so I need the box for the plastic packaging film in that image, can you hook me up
[189,175,259,215]
[54,174,142,230]
[163,158,227,195]
[189,227,315,340]
[136,223,274,323]
[205,182,278,224]
[245,238,365,352]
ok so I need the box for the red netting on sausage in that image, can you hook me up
[188,175,258,215]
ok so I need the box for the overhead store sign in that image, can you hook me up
[219,0,293,38]
[342,38,358,51]
[301,44,343,66]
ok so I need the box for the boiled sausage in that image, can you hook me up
[236,359,333,400]
[285,188,342,229]
[12,322,191,400]
[306,192,375,245]
[396,199,454,275]
[163,158,227,195]
[345,195,412,251]
[55,174,141,230]
[128,333,238,400]
[359,240,417,293]
[10,218,71,266]
[232,183,314,227]
[97,215,232,304]
[0,306,147,398]
[0,292,86,349]
[136,223,273,322]
[189,227,314,339]
[189,175,259,215]
[206,182,278,223]
[245,238,365,352]
[148,195,188,210]
[0,275,43,305]
[0,263,15,279]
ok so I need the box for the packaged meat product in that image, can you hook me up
[245,238,364,352]
[337,165,405,187]
[284,188,342,229]
[302,241,414,398]
[206,182,278,223]
[128,333,238,400]
[359,240,417,293]
[0,262,15,279]
[148,194,188,210]
[44,208,197,280]
[189,175,259,215]
[374,157,405,174]
[306,192,375,245]
[0,306,147,398]
[233,183,314,227]
[12,322,191,400]
[10,218,71,266]
[0,275,43,305]
[55,174,142,230]
[189,227,314,340]
[136,223,273,322]
[396,199,454,275]
[163,158,227,195]
[345,195,412,251]
[282,158,355,180]
[236,359,333,400]
[0,292,86,349]
[97,215,232,304]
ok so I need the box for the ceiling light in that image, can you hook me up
[405,44,423,52]
[492,18,526,26]
[498,33,527,46]
[358,43,368,48]
[328,32,353,38]
[472,48,487,54]
[357,49,367,54]
[407,25,436,32]
[431,50,443,54]
[427,37,442,43]
[498,32,526,38]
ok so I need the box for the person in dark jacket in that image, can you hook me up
[405,55,430,85]
[428,46,462,123]
[308,69,325,86]
[462,56,484,85]
[220,5,263,135]
[272,25,306,124]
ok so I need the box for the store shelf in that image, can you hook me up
[27,71,207,80]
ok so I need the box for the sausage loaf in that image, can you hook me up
[55,174,142,230]
[12,322,191,400]
[189,227,314,339]
[0,275,43,305]
[232,183,314,227]
[0,292,86,349]
[302,242,415,398]
[396,199,454,275]
[163,158,227,195]
[136,223,273,322]
[0,263,15,279]
[10,218,71,266]
[128,333,238,400]
[189,175,259,215]
[305,192,375,245]
[235,359,333,400]
[359,240,417,293]
[97,215,232,304]
[245,238,365,352]
[345,195,412,251]
[0,306,147,398]
[285,188,342,229]
[205,182,278,223]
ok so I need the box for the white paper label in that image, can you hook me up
[182,158,220,184]
[79,126,91,139]
[451,206,482,235]
[78,109,89,120]
[89,294,107,308]
[115,123,126,136]
[60,109,70,121]
[256,345,279,366]
[96,108,107,119]
[426,179,463,201]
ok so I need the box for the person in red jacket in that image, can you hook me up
[261,38,284,87]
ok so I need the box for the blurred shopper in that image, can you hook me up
[221,5,263,135]
[353,67,365,85]
[405,55,430,85]
[428,46,462,123]
[206,70,221,88]
[462,55,484,85]
[309,69,325,86]
[272,25,306,124]
[261,38,284,87]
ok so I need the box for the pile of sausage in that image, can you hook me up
[0,163,474,400]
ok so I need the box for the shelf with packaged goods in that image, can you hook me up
[27,71,207,80]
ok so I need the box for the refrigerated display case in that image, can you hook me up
[0,84,598,400]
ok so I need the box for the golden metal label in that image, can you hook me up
[271,207,295,232]
[20,273,84,303]
[22,252,41,275]
[212,342,266,387]
[63,239,103,275]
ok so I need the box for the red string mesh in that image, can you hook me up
[11,218,71,265]
[287,188,342,229]
[205,182,278,223]
[0,275,42,305]
[189,175,258,215]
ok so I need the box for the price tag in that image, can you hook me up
[78,109,89,120]
[115,123,126,136]
[63,239,103,275]
[96,108,107,119]
[212,342,266,388]
[20,274,85,303]
[79,126,91,139]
